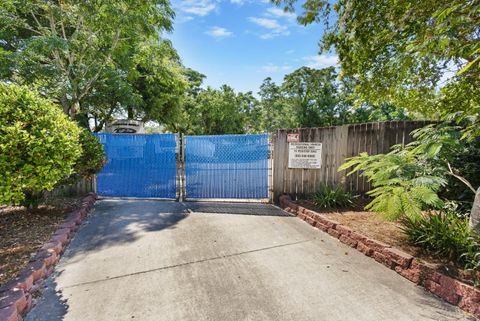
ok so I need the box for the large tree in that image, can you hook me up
[256,78,296,132]
[250,68,409,132]
[282,66,339,127]
[188,85,247,135]
[0,0,186,130]
[273,0,479,117]
[128,40,188,130]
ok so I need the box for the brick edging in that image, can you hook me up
[279,194,480,319]
[0,193,97,321]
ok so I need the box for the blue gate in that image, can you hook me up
[185,134,269,199]
[96,134,177,198]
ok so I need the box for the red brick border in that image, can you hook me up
[0,193,97,321]
[279,194,480,319]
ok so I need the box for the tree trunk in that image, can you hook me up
[94,120,105,133]
[60,95,70,115]
[70,101,80,119]
[470,187,480,233]
[75,112,90,130]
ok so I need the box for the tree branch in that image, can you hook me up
[447,162,476,193]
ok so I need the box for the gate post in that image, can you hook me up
[179,134,186,202]
[268,133,274,203]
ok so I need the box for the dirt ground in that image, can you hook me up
[297,200,479,286]
[297,200,411,247]
[0,197,81,287]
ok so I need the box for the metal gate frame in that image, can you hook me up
[96,133,273,203]
[95,133,178,200]
[179,134,273,203]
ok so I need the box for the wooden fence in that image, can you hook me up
[46,177,96,198]
[271,121,432,201]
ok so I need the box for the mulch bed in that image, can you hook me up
[0,197,82,287]
[297,199,480,286]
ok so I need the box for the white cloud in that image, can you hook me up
[206,26,233,38]
[176,0,217,17]
[303,55,339,68]
[259,31,290,39]
[248,16,290,39]
[249,17,283,30]
[266,7,296,21]
[248,6,297,40]
[261,64,291,73]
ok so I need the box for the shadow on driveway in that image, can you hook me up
[26,200,188,321]
[26,200,475,321]
[186,202,291,216]
[65,200,188,254]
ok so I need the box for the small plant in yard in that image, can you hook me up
[400,206,472,262]
[400,205,480,284]
[312,184,357,209]
[462,236,480,281]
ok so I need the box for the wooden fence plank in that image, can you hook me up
[271,121,430,200]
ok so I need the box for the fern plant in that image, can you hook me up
[340,122,480,230]
[339,148,446,221]
[338,123,461,221]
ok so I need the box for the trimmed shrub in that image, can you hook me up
[61,129,105,185]
[0,83,82,205]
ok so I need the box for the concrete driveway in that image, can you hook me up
[26,200,474,321]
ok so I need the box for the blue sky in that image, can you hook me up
[168,0,338,95]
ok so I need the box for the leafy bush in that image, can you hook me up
[338,124,467,221]
[312,184,357,209]
[339,149,445,220]
[0,83,82,205]
[400,209,471,261]
[61,129,105,185]
[400,206,480,271]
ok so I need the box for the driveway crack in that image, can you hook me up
[63,238,315,289]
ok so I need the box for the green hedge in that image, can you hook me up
[0,83,82,205]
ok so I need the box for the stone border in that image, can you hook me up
[0,193,97,321]
[279,194,480,319]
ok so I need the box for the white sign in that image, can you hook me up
[288,143,322,169]
[287,133,300,142]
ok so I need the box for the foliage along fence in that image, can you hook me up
[271,121,433,201]
[46,121,432,201]
[47,177,96,198]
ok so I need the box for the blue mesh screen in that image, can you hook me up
[185,134,268,199]
[96,134,177,198]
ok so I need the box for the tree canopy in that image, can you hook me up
[168,66,411,135]
[0,0,187,130]
[1,0,421,135]
[282,67,338,127]
[272,0,479,118]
